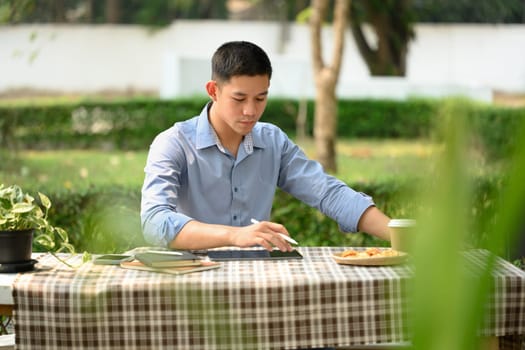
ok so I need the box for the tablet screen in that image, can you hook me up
[208,249,303,261]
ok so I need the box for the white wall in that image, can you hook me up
[1,21,524,101]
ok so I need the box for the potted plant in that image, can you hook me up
[0,184,79,269]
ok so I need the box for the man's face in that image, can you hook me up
[210,74,269,137]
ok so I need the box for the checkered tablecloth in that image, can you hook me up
[11,248,525,350]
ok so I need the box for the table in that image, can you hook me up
[1,248,524,350]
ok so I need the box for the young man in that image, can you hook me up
[141,41,391,251]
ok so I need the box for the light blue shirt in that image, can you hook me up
[141,103,375,247]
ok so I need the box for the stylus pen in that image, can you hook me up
[250,218,299,245]
[146,250,183,256]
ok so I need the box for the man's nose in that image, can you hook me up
[243,101,256,116]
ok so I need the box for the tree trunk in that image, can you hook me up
[314,76,337,172]
[296,98,308,142]
[310,0,349,173]
[105,0,121,23]
[85,0,94,23]
[350,0,414,76]
[54,0,66,22]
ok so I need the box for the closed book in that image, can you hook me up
[120,260,221,275]
[135,251,202,268]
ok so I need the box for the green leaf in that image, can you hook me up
[82,252,92,263]
[34,234,55,250]
[11,203,35,213]
[59,242,75,254]
[38,192,52,210]
[55,227,68,242]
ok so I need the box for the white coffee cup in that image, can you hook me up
[388,219,416,253]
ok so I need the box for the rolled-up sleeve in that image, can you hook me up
[275,132,375,233]
[140,127,193,247]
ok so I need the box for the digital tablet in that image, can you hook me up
[208,249,303,261]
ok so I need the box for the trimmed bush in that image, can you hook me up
[17,176,500,254]
[2,97,522,161]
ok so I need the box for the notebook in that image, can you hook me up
[207,249,303,261]
[121,260,221,275]
[135,251,202,268]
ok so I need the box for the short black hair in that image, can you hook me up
[211,41,272,83]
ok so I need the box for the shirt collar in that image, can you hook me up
[195,102,265,154]
[195,103,218,150]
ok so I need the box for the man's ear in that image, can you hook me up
[205,80,218,101]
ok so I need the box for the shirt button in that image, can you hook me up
[233,215,237,220]
[234,187,238,192]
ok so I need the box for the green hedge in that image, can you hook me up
[37,186,146,254]
[468,105,525,160]
[0,98,208,150]
[23,175,499,254]
[337,99,436,138]
[1,97,523,160]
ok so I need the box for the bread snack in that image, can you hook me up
[340,247,399,258]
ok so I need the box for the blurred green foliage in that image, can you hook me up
[29,185,146,254]
[2,97,523,162]
[0,98,207,150]
[11,175,499,255]
[410,99,525,350]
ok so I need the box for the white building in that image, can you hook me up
[1,21,524,102]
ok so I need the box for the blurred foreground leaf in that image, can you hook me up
[411,99,525,349]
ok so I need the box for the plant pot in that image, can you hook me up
[0,229,34,264]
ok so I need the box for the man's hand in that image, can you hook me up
[169,219,293,252]
[230,220,293,252]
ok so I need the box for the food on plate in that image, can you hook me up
[340,247,400,258]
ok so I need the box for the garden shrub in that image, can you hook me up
[469,104,525,160]
[337,98,436,138]
[2,96,521,162]
[0,98,207,150]
[26,185,146,253]
[18,176,500,254]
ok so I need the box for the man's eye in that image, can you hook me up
[233,98,244,102]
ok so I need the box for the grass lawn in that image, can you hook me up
[3,149,147,191]
[1,138,500,191]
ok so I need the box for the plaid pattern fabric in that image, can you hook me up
[11,248,525,350]
[464,250,525,338]
[500,334,525,350]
